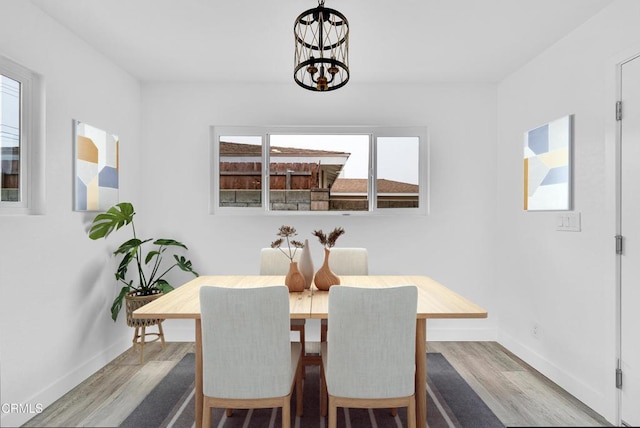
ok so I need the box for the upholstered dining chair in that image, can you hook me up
[320,247,369,342]
[320,285,417,428]
[327,247,369,276]
[259,248,301,274]
[259,248,306,357]
[199,285,303,428]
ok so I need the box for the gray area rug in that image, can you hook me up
[121,353,504,428]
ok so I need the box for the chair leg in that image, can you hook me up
[226,408,233,417]
[320,323,327,342]
[282,396,291,428]
[390,407,398,416]
[296,360,303,416]
[320,364,327,416]
[291,324,306,378]
[407,396,416,428]
[203,401,211,428]
[300,327,306,378]
[328,396,337,428]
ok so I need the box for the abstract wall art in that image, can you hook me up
[524,115,572,211]
[73,120,119,211]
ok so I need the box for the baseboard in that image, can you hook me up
[1,337,131,428]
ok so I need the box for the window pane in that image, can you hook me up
[1,74,21,202]
[269,135,369,211]
[376,137,420,209]
[219,135,262,207]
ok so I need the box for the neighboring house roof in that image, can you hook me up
[220,141,351,189]
[331,178,419,194]
[220,142,261,156]
[220,141,350,157]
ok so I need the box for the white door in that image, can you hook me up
[620,54,640,427]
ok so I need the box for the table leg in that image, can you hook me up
[415,319,426,428]
[195,319,203,428]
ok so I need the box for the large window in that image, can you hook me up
[211,126,428,215]
[0,55,44,214]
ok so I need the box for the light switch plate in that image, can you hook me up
[556,212,581,232]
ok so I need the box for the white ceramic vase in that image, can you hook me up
[298,239,314,289]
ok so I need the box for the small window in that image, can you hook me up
[1,74,21,203]
[0,55,44,215]
[376,137,420,209]
[211,126,428,215]
[218,135,263,208]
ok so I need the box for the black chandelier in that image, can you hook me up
[294,0,349,92]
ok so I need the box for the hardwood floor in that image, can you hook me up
[24,341,611,427]
[23,342,195,428]
[428,342,611,427]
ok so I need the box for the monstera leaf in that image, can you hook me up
[89,202,135,240]
[175,255,199,276]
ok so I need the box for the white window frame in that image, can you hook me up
[0,55,44,215]
[210,125,429,216]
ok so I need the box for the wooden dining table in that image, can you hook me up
[133,275,487,428]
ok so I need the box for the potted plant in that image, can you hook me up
[88,202,199,322]
[312,227,345,290]
[271,225,306,292]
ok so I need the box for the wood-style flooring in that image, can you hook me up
[428,342,611,427]
[24,341,611,427]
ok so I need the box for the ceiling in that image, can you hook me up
[30,0,615,84]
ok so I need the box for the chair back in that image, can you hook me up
[326,285,417,399]
[259,248,299,275]
[199,285,292,399]
[328,247,368,275]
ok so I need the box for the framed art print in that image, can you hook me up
[73,120,119,211]
[524,115,572,211]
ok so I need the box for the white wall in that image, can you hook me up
[495,0,640,422]
[139,82,499,342]
[0,1,141,426]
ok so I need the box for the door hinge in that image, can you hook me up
[616,235,623,255]
[616,101,623,121]
[616,367,623,389]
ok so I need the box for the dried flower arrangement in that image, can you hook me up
[271,225,305,262]
[312,227,345,248]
